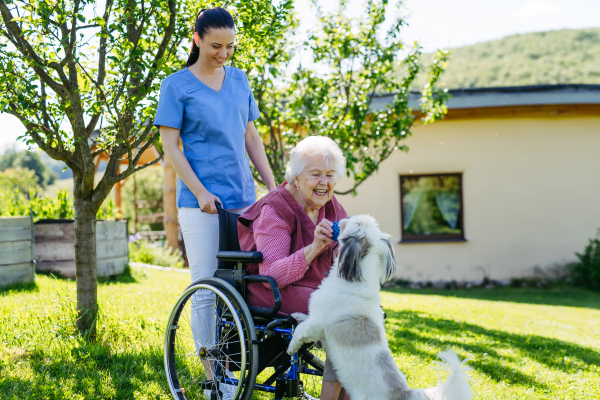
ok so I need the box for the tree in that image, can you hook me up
[0,148,57,186]
[252,0,449,194]
[0,167,40,194]
[0,0,292,337]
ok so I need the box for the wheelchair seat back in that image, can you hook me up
[214,203,282,318]
[217,204,242,269]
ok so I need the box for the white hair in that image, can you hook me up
[285,136,346,184]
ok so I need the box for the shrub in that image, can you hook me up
[572,230,600,291]
[0,189,30,217]
[0,188,117,221]
[0,149,57,187]
[0,167,41,195]
[509,263,575,289]
[129,240,184,269]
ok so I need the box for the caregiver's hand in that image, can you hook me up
[197,190,221,214]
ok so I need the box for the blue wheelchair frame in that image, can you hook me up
[216,322,320,398]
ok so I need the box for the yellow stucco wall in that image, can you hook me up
[335,116,600,281]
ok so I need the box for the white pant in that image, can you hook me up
[178,206,250,350]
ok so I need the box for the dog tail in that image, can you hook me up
[436,350,473,400]
[410,350,473,400]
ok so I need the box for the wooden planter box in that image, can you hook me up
[34,220,128,279]
[0,216,35,288]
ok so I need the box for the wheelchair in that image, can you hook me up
[164,204,325,400]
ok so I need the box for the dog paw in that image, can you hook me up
[291,312,308,323]
[287,340,301,355]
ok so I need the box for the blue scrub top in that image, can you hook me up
[154,66,260,209]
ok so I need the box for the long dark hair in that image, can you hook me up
[187,7,235,67]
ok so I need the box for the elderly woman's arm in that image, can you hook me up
[255,205,331,288]
[254,205,309,288]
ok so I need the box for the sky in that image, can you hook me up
[1,0,599,152]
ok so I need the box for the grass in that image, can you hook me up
[382,288,600,399]
[1,269,599,399]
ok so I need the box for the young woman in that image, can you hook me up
[154,7,276,399]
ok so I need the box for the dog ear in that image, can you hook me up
[380,236,397,284]
[338,235,370,282]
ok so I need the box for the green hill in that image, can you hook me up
[406,28,600,89]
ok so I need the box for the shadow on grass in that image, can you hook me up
[385,309,600,390]
[383,287,600,310]
[0,342,170,399]
[97,265,144,286]
[33,265,143,286]
[5,310,599,399]
[0,280,38,296]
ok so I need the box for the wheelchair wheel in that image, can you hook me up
[164,277,258,400]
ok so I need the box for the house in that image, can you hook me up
[335,84,600,283]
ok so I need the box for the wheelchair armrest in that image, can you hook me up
[245,275,282,317]
[216,251,263,263]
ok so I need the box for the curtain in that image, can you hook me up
[402,191,422,229]
[434,191,460,229]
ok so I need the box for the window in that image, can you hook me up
[400,173,464,242]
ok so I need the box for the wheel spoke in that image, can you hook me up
[165,281,257,400]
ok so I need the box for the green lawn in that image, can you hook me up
[1,269,599,399]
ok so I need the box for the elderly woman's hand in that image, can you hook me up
[313,219,333,249]
[303,219,333,265]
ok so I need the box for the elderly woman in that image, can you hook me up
[238,136,350,400]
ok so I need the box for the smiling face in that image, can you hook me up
[194,27,235,68]
[293,154,336,210]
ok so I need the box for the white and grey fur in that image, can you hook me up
[287,215,473,400]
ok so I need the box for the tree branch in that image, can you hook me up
[76,24,100,30]
[6,102,76,168]
[75,57,124,137]
[60,0,80,68]
[130,130,158,167]
[334,118,415,195]
[0,9,68,98]
[92,147,163,211]
[138,0,176,94]
[2,75,69,156]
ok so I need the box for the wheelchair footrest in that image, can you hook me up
[196,380,221,390]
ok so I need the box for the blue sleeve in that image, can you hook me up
[154,78,184,129]
[248,82,260,122]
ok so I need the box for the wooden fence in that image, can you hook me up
[35,220,128,279]
[0,216,35,288]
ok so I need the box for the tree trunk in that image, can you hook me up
[73,193,98,340]
[163,161,178,250]
[115,180,123,217]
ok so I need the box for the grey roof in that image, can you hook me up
[370,84,600,111]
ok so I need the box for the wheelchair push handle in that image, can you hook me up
[245,275,282,317]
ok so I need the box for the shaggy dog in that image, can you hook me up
[287,215,473,400]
